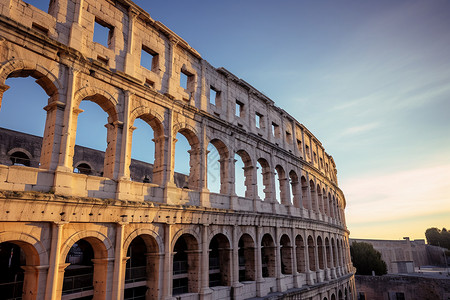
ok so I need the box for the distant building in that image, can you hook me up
[350,237,447,274]
[350,238,450,300]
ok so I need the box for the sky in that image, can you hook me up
[2,0,449,241]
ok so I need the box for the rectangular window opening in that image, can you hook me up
[210,86,219,106]
[255,112,262,129]
[93,17,113,48]
[141,46,158,72]
[286,131,292,143]
[180,69,194,92]
[236,100,244,118]
[272,122,280,138]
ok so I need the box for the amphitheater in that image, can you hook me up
[0,0,355,299]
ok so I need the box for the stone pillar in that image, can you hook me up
[255,226,264,297]
[231,225,244,298]
[45,221,67,300]
[91,258,114,300]
[291,228,300,288]
[21,265,48,300]
[68,0,85,51]
[112,222,127,300]
[275,227,282,292]
[291,178,301,208]
[165,38,178,98]
[243,165,256,199]
[200,224,212,300]
[116,91,133,180]
[55,69,78,173]
[330,237,337,279]
[162,223,174,300]
[41,97,65,170]
[279,177,290,205]
[291,120,299,156]
[103,120,122,179]
[124,8,139,75]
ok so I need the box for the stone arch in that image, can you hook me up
[295,234,306,273]
[317,235,324,269]
[289,169,301,208]
[123,228,164,253]
[61,230,114,260]
[74,86,119,122]
[0,60,62,169]
[261,233,276,278]
[207,138,230,194]
[331,237,338,268]
[301,175,309,210]
[7,147,33,167]
[173,125,201,190]
[209,233,232,287]
[73,160,94,175]
[322,187,329,216]
[280,234,292,275]
[275,164,290,205]
[307,235,316,271]
[129,107,165,184]
[238,233,256,282]
[235,149,254,198]
[71,87,120,178]
[309,179,318,213]
[171,228,201,248]
[257,157,273,201]
[0,231,48,266]
[325,237,331,268]
[317,183,324,214]
[0,59,61,100]
[208,227,233,248]
[172,233,200,295]
[124,233,161,300]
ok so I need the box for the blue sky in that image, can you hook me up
[3,0,449,240]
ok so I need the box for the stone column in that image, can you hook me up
[200,224,212,300]
[55,69,78,173]
[330,237,337,279]
[116,91,133,180]
[21,265,48,300]
[91,258,114,299]
[231,225,244,299]
[165,38,178,98]
[41,96,65,170]
[68,0,85,51]
[45,221,67,300]
[124,8,139,75]
[162,224,175,300]
[275,227,282,292]
[112,222,128,300]
[279,177,290,205]
[255,226,264,297]
[291,228,300,288]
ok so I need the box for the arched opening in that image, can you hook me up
[130,114,164,185]
[63,239,95,297]
[339,290,343,300]
[331,294,336,300]
[309,180,317,213]
[332,238,338,268]
[345,287,348,300]
[275,165,290,205]
[280,234,292,275]
[328,192,333,219]
[0,242,25,299]
[274,167,281,203]
[0,72,57,169]
[257,158,272,201]
[325,237,331,269]
[261,234,276,278]
[173,234,199,295]
[209,234,231,287]
[301,176,309,210]
[317,236,324,270]
[295,235,306,273]
[238,234,255,282]
[174,129,200,190]
[207,139,229,194]
[323,188,329,216]
[307,236,316,271]
[74,162,92,175]
[73,95,118,178]
[317,184,324,214]
[124,235,159,300]
[235,150,252,198]
[289,170,301,208]
[9,151,31,167]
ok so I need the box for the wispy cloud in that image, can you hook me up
[340,122,380,137]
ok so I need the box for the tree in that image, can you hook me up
[350,242,387,275]
[425,227,450,249]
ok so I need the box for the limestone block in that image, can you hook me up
[0,165,8,182]
[7,166,38,185]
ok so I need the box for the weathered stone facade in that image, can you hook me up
[0,0,355,299]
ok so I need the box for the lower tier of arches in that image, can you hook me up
[0,192,355,300]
